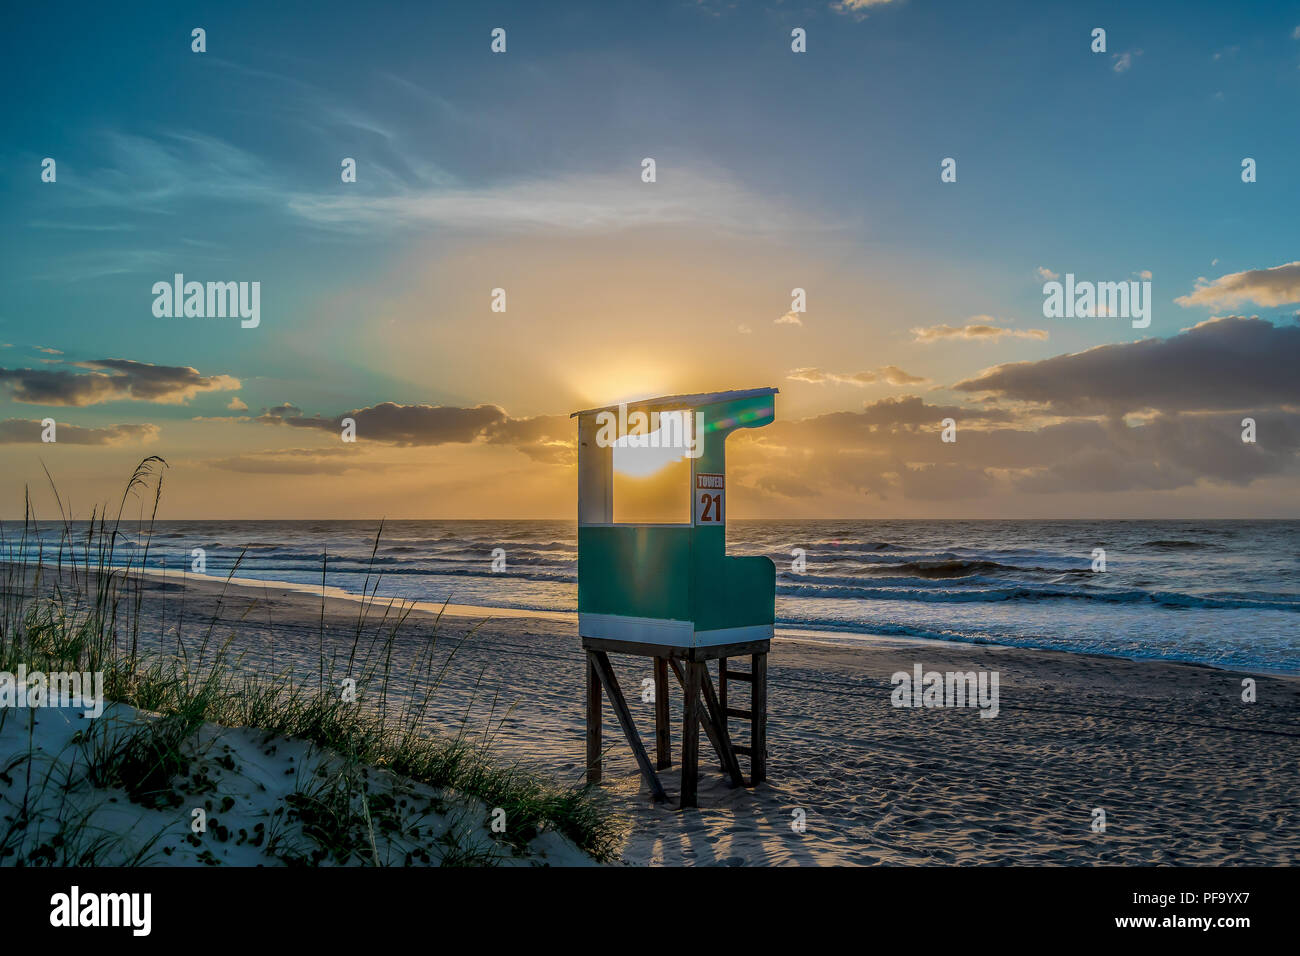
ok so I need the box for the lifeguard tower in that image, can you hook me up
[571,387,778,808]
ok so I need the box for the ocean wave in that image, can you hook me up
[384,537,576,552]
[769,616,1291,672]
[776,581,1300,611]
[790,549,1081,569]
[869,559,1035,579]
[338,566,575,585]
[217,562,577,584]
[799,540,899,553]
[782,559,1092,582]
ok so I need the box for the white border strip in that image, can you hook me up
[579,613,772,647]
[579,613,693,645]
[693,624,774,646]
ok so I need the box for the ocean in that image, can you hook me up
[6,519,1297,674]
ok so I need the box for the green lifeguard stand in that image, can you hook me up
[571,387,778,808]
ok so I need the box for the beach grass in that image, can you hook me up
[0,457,623,865]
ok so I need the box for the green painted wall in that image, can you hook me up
[578,525,693,620]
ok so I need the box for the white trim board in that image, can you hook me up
[579,613,772,647]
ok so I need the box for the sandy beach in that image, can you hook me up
[71,569,1298,866]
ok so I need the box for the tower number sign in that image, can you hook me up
[695,473,725,525]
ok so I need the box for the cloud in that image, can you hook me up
[775,311,803,326]
[788,368,869,385]
[253,400,581,463]
[257,401,507,446]
[788,366,927,386]
[64,131,816,240]
[227,396,249,411]
[755,397,1013,445]
[206,448,368,475]
[1005,412,1300,493]
[736,319,1300,500]
[855,395,1013,426]
[264,403,303,420]
[878,366,927,386]
[482,414,575,464]
[912,318,1049,343]
[0,419,159,445]
[1175,260,1300,309]
[0,359,240,406]
[1036,266,1059,281]
[735,402,1299,501]
[1112,50,1141,72]
[289,168,813,237]
[65,131,284,213]
[954,316,1300,414]
[831,0,897,18]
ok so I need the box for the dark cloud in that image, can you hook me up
[954,316,1300,414]
[732,401,1299,500]
[727,396,1017,501]
[482,413,575,464]
[0,418,159,445]
[757,397,1013,446]
[856,395,1014,426]
[0,359,239,406]
[257,401,508,446]
[1006,412,1300,494]
[253,401,579,461]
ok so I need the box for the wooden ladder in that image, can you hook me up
[718,653,767,786]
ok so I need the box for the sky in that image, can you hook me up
[1,0,1298,519]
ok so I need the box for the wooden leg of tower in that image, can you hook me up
[586,650,602,784]
[751,651,768,786]
[590,650,666,802]
[680,661,702,809]
[654,656,671,770]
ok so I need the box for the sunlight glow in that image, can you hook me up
[612,428,689,477]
